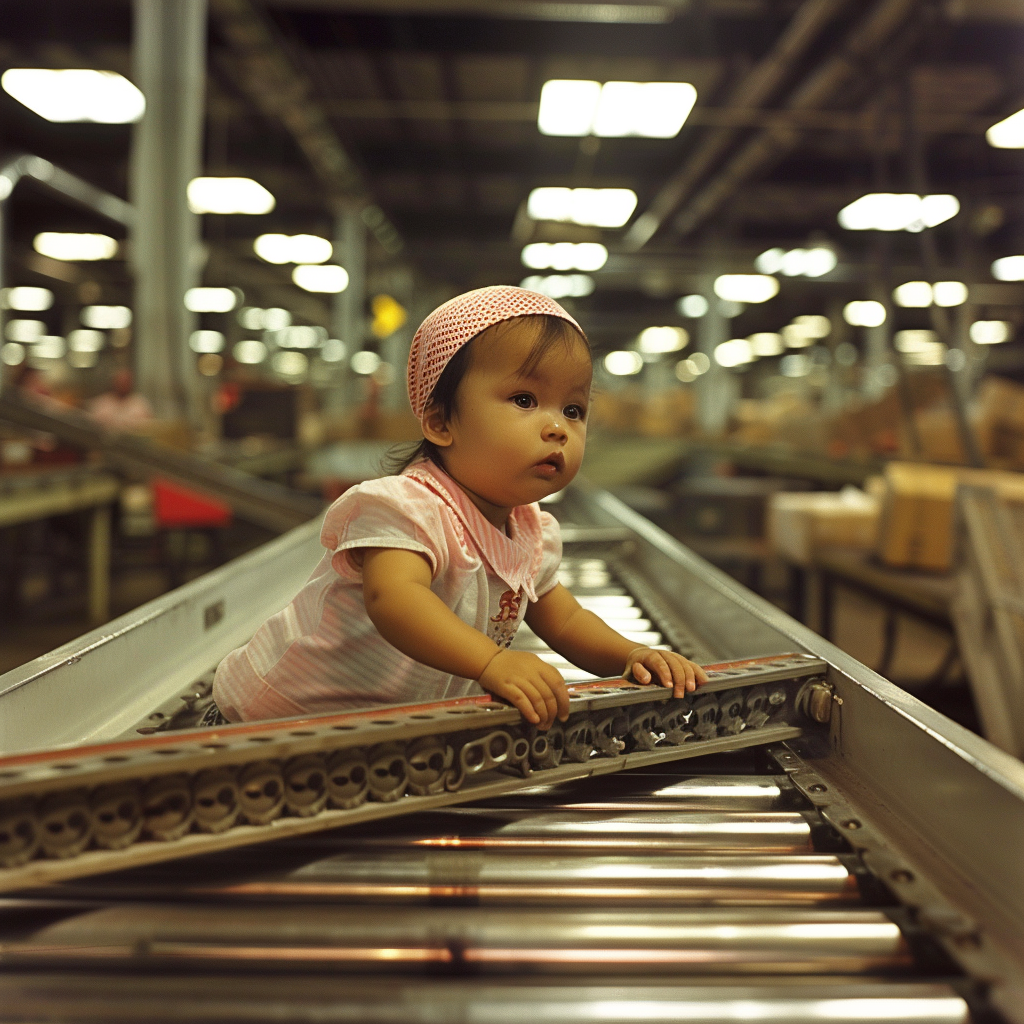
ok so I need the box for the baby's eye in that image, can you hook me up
[511,393,536,409]
[564,404,586,421]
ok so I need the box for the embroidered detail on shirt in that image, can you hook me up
[491,588,523,623]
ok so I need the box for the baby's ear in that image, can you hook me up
[421,405,453,447]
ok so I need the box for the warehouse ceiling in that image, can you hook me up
[1,0,1023,354]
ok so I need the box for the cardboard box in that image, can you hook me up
[878,461,1024,571]
[768,487,880,566]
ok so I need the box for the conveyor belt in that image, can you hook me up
[1,483,1022,1023]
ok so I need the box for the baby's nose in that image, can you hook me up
[543,419,568,442]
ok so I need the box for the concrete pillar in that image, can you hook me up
[328,207,366,413]
[862,279,893,400]
[695,276,737,435]
[130,0,207,423]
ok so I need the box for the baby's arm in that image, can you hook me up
[361,547,569,728]
[525,583,708,698]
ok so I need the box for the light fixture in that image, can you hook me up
[893,281,933,308]
[837,193,959,232]
[527,187,638,229]
[189,330,225,354]
[749,332,784,356]
[0,286,53,311]
[521,242,608,272]
[714,338,754,367]
[687,352,711,374]
[254,233,332,265]
[186,177,275,215]
[793,314,830,338]
[263,307,291,330]
[197,353,223,377]
[233,339,268,365]
[5,319,45,343]
[843,300,886,328]
[272,350,308,377]
[754,246,837,278]
[321,338,347,363]
[970,320,1012,345]
[986,107,1024,148]
[351,350,382,375]
[68,329,104,352]
[713,274,779,304]
[604,350,644,375]
[31,335,65,359]
[520,274,595,299]
[894,329,938,353]
[1,343,26,366]
[637,326,688,355]
[34,232,117,261]
[677,294,709,318]
[992,256,1024,282]
[81,305,132,329]
[184,287,238,313]
[1,68,145,123]
[292,264,349,293]
[280,326,325,349]
[537,79,696,139]
[932,281,968,307]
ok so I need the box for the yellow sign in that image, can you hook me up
[371,294,407,339]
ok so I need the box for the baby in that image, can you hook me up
[214,285,706,728]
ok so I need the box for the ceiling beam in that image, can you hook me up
[622,0,852,251]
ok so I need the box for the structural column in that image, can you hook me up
[130,0,207,423]
[328,207,366,413]
[695,275,736,436]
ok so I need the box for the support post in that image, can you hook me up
[130,0,208,424]
[695,276,736,436]
[329,208,366,413]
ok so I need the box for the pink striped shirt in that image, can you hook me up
[213,460,562,721]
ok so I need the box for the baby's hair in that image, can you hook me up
[385,313,590,475]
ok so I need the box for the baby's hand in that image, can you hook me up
[624,647,708,698]
[479,649,569,730]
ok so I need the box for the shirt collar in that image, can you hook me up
[404,460,544,600]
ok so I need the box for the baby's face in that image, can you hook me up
[436,322,592,524]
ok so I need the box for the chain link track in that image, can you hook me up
[0,653,827,889]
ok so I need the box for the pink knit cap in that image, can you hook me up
[407,285,584,420]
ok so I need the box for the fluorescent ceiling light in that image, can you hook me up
[537,79,696,138]
[603,350,643,375]
[593,81,697,138]
[521,242,608,272]
[755,247,836,278]
[675,354,710,380]
[351,350,382,375]
[893,281,933,308]
[292,264,349,293]
[1,286,53,311]
[527,187,637,228]
[970,320,1011,345]
[68,329,104,352]
[273,350,308,377]
[713,274,778,304]
[932,281,968,307]
[189,330,225,354]
[637,326,687,354]
[5,319,45,343]
[280,326,325,349]
[321,338,347,363]
[749,332,783,356]
[32,335,65,359]
[254,233,332,265]
[81,305,132,329]
[520,274,595,299]
[238,306,292,331]
[714,338,754,367]
[233,339,267,365]
[792,314,831,338]
[992,255,1024,281]
[837,193,959,232]
[538,80,602,136]
[185,287,238,313]
[986,107,1024,148]
[34,232,117,261]
[187,177,275,215]
[843,300,886,328]
[1,68,144,123]
[677,294,708,318]
[1,343,26,365]
[895,329,938,353]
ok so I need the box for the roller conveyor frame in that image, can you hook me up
[1,481,1023,1021]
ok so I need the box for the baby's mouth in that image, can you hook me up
[536,452,565,474]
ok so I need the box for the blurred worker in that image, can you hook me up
[87,368,152,431]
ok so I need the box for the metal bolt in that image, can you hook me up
[842,819,862,830]
[808,783,827,793]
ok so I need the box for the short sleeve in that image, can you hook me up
[532,510,563,597]
[320,477,449,584]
